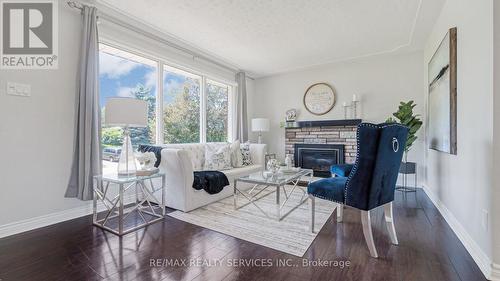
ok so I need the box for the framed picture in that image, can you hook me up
[303,83,336,115]
[427,27,457,155]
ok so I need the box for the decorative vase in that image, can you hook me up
[284,154,292,169]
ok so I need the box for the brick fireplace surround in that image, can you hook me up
[285,119,362,165]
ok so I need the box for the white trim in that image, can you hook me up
[227,85,235,142]
[99,36,237,87]
[0,195,136,239]
[421,184,492,280]
[156,62,164,144]
[491,263,500,280]
[200,76,207,143]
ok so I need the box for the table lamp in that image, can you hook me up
[105,98,148,176]
[252,118,270,144]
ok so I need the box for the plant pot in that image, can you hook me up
[399,161,416,174]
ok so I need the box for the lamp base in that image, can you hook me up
[117,128,137,177]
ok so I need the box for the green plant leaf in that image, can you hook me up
[386,100,422,151]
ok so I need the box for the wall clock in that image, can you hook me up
[303,83,336,115]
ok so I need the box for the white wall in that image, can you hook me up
[0,3,87,227]
[422,0,494,277]
[492,0,500,277]
[250,51,424,169]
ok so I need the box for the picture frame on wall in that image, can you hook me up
[303,83,336,115]
[427,27,457,155]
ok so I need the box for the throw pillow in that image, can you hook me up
[205,143,232,170]
[230,140,243,167]
[240,141,253,166]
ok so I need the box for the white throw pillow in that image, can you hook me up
[230,140,243,167]
[205,143,232,170]
[240,141,253,166]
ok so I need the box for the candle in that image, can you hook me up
[352,94,358,102]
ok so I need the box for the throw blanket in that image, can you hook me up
[193,171,229,194]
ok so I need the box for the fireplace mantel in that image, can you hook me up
[285,119,362,128]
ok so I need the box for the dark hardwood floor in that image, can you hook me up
[0,190,487,281]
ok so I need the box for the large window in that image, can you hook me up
[206,80,229,142]
[163,66,201,143]
[98,43,234,153]
[99,44,158,173]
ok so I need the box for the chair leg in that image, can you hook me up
[384,202,398,245]
[361,210,378,258]
[336,204,343,222]
[309,195,315,233]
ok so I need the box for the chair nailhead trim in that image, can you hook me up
[344,123,408,206]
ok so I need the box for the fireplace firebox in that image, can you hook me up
[294,144,345,177]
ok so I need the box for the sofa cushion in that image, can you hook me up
[163,143,206,170]
[205,143,232,170]
[307,177,347,203]
[222,164,263,181]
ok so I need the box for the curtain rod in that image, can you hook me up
[65,1,255,80]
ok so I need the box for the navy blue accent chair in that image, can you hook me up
[308,123,409,258]
[330,164,354,177]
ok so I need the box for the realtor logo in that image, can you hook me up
[1,0,58,69]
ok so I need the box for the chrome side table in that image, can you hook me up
[93,173,165,236]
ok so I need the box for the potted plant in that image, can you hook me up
[386,101,423,186]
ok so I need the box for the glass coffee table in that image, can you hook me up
[233,168,313,221]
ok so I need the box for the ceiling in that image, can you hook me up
[97,0,445,78]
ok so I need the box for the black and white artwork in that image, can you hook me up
[428,27,457,155]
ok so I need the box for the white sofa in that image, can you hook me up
[155,143,266,212]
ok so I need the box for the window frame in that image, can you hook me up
[98,40,235,145]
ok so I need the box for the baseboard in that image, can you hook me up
[0,194,136,239]
[421,184,493,280]
[491,263,500,280]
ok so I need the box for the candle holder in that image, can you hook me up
[352,100,359,119]
[343,103,349,119]
[343,98,360,119]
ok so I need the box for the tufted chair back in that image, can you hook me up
[345,123,408,210]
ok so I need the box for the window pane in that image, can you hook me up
[163,66,201,143]
[99,44,157,173]
[206,81,229,142]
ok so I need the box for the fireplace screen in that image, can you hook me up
[294,144,344,177]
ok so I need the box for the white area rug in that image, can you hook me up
[168,185,337,257]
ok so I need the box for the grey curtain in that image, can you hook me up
[65,6,101,200]
[235,72,248,142]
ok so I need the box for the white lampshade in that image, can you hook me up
[252,118,270,132]
[105,98,148,127]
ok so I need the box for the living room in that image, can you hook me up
[1,0,499,280]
